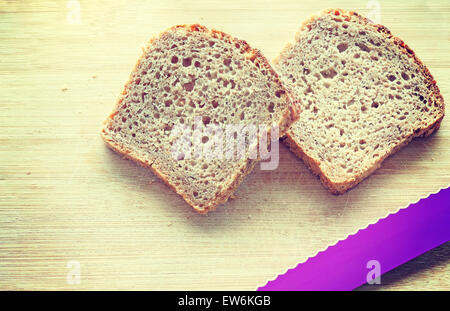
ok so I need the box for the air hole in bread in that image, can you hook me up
[202,116,211,125]
[337,42,348,52]
[356,42,370,52]
[183,81,195,91]
[182,57,192,67]
[275,90,285,98]
[320,68,338,79]
[387,75,396,82]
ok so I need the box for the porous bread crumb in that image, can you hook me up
[274,8,444,194]
[102,24,298,213]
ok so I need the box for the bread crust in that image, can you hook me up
[277,8,445,194]
[102,24,299,213]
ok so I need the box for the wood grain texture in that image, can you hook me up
[0,0,448,290]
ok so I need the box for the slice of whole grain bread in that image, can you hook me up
[102,24,298,213]
[274,8,445,194]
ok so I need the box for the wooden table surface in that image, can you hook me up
[0,0,448,290]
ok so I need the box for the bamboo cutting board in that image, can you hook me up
[0,0,449,290]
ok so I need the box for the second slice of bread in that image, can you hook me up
[274,9,445,194]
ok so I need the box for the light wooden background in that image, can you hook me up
[0,0,448,290]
